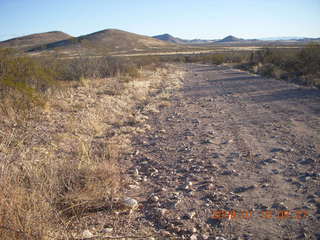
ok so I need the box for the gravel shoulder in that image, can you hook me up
[126,64,320,239]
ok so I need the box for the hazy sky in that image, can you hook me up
[0,0,319,41]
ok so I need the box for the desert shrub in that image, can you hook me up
[0,48,57,114]
[57,56,141,81]
[259,63,276,77]
[296,43,320,77]
[243,43,320,87]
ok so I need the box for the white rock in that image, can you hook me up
[216,237,227,240]
[151,195,159,202]
[103,227,113,233]
[101,227,113,234]
[82,229,93,238]
[202,234,209,240]
[191,234,198,240]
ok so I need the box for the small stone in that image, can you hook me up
[192,119,200,124]
[212,153,220,158]
[299,175,311,182]
[216,237,227,240]
[201,139,213,144]
[168,223,180,232]
[102,227,113,233]
[234,185,255,193]
[134,168,139,176]
[254,203,268,210]
[150,195,159,202]
[221,170,233,176]
[211,163,219,168]
[188,190,194,196]
[82,230,93,238]
[298,158,315,165]
[128,184,140,189]
[260,158,277,165]
[270,147,286,153]
[190,234,198,240]
[122,197,139,210]
[160,230,171,237]
[271,202,287,210]
[188,211,196,219]
[202,234,209,240]
[150,167,159,176]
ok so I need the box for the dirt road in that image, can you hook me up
[126,64,320,239]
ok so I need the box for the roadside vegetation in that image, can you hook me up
[130,51,250,66]
[151,43,320,88]
[0,48,183,239]
[138,43,320,88]
[242,43,320,87]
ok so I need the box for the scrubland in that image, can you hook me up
[0,48,184,239]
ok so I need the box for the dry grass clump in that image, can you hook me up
[0,61,184,239]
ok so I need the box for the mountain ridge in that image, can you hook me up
[27,29,175,53]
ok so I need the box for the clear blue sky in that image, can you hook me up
[0,0,319,41]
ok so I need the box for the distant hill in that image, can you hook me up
[153,34,187,44]
[297,37,320,42]
[153,34,215,45]
[30,29,175,53]
[216,35,243,43]
[0,31,72,50]
[258,36,320,42]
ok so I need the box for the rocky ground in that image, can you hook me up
[79,64,320,240]
[123,64,320,240]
